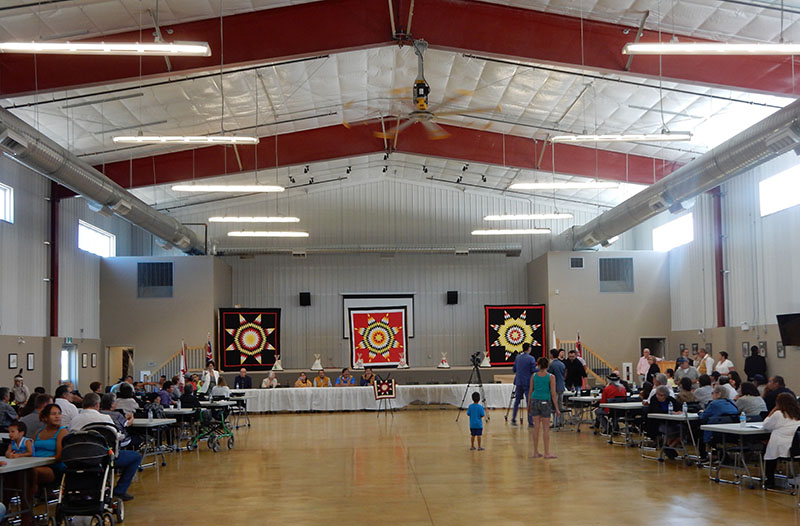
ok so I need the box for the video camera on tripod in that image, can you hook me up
[469,351,482,368]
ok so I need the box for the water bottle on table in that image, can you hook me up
[148,408,153,422]
[682,402,688,415]
[739,411,746,427]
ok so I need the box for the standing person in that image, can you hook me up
[696,347,715,376]
[714,351,735,374]
[744,346,767,381]
[637,348,660,386]
[529,356,560,459]
[510,343,537,427]
[234,368,253,390]
[679,348,694,366]
[199,361,220,394]
[466,392,485,451]
[645,355,661,384]
[564,350,587,393]
[548,349,567,426]
[762,393,800,489]
[11,375,29,406]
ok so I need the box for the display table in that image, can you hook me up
[235,384,514,412]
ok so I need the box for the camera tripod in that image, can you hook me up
[456,357,490,422]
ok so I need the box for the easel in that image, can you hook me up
[374,374,396,419]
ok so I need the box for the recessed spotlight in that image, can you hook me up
[346,166,351,174]
[422,165,428,173]
[382,165,388,173]
[303,165,310,174]
[457,175,463,183]
[289,176,296,183]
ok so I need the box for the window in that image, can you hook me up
[760,166,800,217]
[78,220,116,257]
[0,181,12,223]
[599,257,634,292]
[652,213,693,252]
[137,262,173,298]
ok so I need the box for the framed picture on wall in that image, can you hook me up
[777,341,785,359]
[26,353,34,371]
[758,341,767,357]
[679,343,686,352]
[691,343,699,353]
[8,353,17,369]
[741,341,750,358]
[81,353,88,368]
[705,343,712,354]
[91,353,97,368]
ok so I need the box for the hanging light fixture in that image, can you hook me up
[209,216,299,223]
[172,184,284,193]
[510,181,619,191]
[484,213,573,221]
[623,42,800,56]
[471,228,551,236]
[113,135,259,145]
[0,41,211,56]
[551,132,692,143]
[228,231,309,238]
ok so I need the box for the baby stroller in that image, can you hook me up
[188,404,235,453]
[54,423,125,525]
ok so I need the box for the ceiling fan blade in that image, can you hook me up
[374,118,417,139]
[422,120,450,140]
[435,117,493,131]
[389,87,410,95]
[428,89,474,113]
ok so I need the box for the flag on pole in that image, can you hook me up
[179,340,187,388]
[205,333,213,364]
[576,330,582,358]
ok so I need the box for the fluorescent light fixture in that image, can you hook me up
[113,135,259,145]
[484,213,573,221]
[0,41,211,56]
[551,133,692,143]
[228,231,309,238]
[623,42,800,56]
[510,181,620,190]
[471,228,551,236]
[209,216,300,223]
[172,185,284,193]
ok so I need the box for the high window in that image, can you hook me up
[78,220,116,257]
[0,182,13,223]
[652,213,694,252]
[760,166,800,217]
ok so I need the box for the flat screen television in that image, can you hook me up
[776,313,800,346]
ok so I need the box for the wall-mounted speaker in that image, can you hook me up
[299,292,311,306]
[446,291,458,305]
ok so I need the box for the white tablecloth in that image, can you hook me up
[235,384,514,412]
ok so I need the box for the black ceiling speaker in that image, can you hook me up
[446,291,458,305]
[299,292,311,306]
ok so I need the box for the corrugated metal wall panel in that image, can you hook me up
[0,158,49,337]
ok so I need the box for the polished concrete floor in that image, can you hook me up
[125,409,799,525]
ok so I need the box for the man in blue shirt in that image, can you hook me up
[547,348,567,426]
[511,343,537,426]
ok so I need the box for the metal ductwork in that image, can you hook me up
[553,97,800,251]
[0,107,203,254]
[213,244,523,257]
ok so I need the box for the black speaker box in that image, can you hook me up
[299,292,311,306]
[446,291,458,305]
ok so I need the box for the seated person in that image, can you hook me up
[0,387,18,431]
[180,383,202,408]
[5,421,33,458]
[261,371,279,389]
[335,368,356,387]
[132,382,147,398]
[694,374,714,408]
[674,358,699,385]
[360,368,376,386]
[99,393,140,449]
[675,377,697,405]
[752,374,767,396]
[638,381,653,402]
[170,376,182,401]
[294,372,312,388]
[62,381,83,406]
[20,393,51,439]
[89,381,104,394]
[158,382,175,407]
[763,375,796,412]
[313,370,332,388]
[645,386,681,449]
[763,393,800,489]
[665,368,677,388]
[594,373,627,432]
[718,376,737,399]
[143,392,166,419]
[32,404,68,498]
[697,386,740,460]
[70,393,142,501]
[728,371,743,391]
[211,376,231,398]
[234,368,253,390]
[114,383,141,416]
[735,382,767,418]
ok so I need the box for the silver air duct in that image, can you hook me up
[213,244,523,257]
[554,97,800,250]
[0,107,203,254]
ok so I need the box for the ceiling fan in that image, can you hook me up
[343,39,500,141]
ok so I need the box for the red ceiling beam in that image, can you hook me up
[97,123,679,188]
[0,0,793,97]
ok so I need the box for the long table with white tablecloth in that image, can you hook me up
[233,384,514,412]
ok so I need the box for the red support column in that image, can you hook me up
[711,187,726,327]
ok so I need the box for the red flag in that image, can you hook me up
[205,334,213,364]
[179,340,187,387]
[576,331,582,358]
